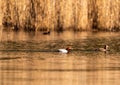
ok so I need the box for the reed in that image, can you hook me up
[0,0,120,31]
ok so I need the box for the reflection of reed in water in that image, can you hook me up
[1,0,120,31]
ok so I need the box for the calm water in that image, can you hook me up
[0,30,120,85]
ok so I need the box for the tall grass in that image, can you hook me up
[0,0,120,31]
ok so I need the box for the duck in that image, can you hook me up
[58,47,72,53]
[96,45,109,52]
[43,31,50,35]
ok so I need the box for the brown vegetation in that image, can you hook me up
[0,0,120,31]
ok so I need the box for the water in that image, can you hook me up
[0,31,120,85]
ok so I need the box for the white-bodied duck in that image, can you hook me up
[58,47,72,53]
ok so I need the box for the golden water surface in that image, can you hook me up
[0,31,120,85]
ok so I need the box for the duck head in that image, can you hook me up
[104,45,109,50]
[66,47,72,53]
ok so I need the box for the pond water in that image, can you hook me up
[0,30,120,85]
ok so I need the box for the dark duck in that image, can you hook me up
[43,30,50,35]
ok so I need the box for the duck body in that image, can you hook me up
[58,47,71,53]
[99,48,107,52]
[58,49,68,53]
[43,31,50,35]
